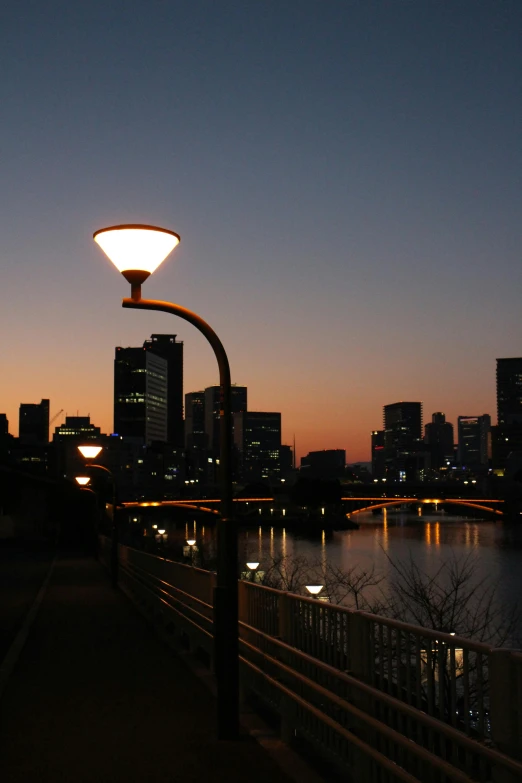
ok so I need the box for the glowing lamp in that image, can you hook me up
[158,529,166,535]
[75,476,91,486]
[186,539,196,546]
[246,562,259,571]
[305,585,323,596]
[78,445,103,459]
[93,224,180,287]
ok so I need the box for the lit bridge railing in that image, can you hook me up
[99,537,522,783]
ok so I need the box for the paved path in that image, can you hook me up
[0,555,296,783]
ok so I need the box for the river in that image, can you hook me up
[127,507,522,643]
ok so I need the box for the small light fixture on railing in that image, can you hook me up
[246,562,260,583]
[305,585,323,597]
[187,539,196,546]
[75,476,91,486]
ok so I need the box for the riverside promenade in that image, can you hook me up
[0,553,313,783]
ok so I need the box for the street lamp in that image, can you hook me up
[93,223,238,740]
[75,476,91,486]
[246,561,259,583]
[77,444,118,587]
[305,585,324,598]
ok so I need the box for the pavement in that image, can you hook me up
[0,553,301,783]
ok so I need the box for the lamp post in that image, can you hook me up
[246,561,259,583]
[77,445,118,587]
[186,539,196,566]
[93,223,238,740]
[305,585,324,598]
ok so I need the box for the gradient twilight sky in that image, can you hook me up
[1,1,521,462]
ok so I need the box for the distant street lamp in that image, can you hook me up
[246,561,259,583]
[93,223,238,740]
[75,476,91,486]
[305,585,324,598]
[77,444,118,587]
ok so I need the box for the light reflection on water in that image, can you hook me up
[138,508,522,637]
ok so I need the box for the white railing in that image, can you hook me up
[101,539,522,783]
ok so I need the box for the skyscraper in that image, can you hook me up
[184,391,206,449]
[493,358,522,469]
[371,430,385,479]
[233,411,281,483]
[424,413,454,470]
[383,402,425,481]
[457,415,490,467]
[19,399,50,444]
[143,334,184,446]
[114,347,168,444]
[204,385,247,454]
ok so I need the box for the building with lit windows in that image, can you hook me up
[457,415,490,467]
[493,357,522,470]
[114,347,168,444]
[383,402,426,481]
[233,411,281,483]
[185,391,206,449]
[143,334,183,447]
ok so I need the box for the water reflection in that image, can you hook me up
[129,507,522,639]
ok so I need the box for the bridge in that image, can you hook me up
[122,495,505,517]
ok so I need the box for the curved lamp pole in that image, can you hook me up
[93,224,238,741]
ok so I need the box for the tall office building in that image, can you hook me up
[383,402,425,481]
[233,411,281,483]
[19,399,50,444]
[497,358,522,427]
[205,385,247,453]
[143,334,184,446]
[493,358,522,470]
[185,391,206,449]
[424,413,454,470]
[371,430,385,479]
[114,347,168,444]
[457,415,490,467]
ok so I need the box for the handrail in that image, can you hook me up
[106,540,522,781]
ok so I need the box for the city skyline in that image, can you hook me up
[1,3,521,462]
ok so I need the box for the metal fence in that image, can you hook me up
[101,538,522,783]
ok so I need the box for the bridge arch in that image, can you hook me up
[346,498,503,517]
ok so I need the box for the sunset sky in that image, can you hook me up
[1,1,521,462]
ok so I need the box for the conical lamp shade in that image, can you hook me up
[94,224,180,275]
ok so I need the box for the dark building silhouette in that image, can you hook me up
[371,430,385,479]
[19,399,49,444]
[204,385,247,454]
[0,414,8,436]
[424,412,454,470]
[457,415,490,467]
[143,334,184,447]
[280,444,295,480]
[233,411,281,483]
[185,391,206,449]
[114,347,168,444]
[53,416,104,479]
[494,357,522,470]
[300,449,346,479]
[384,402,426,481]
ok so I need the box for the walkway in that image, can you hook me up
[0,554,300,783]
